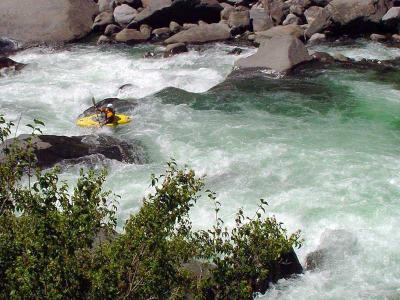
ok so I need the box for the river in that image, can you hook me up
[2,40,400,299]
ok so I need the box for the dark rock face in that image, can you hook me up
[235,36,311,72]
[0,38,19,56]
[1,134,147,169]
[127,0,223,29]
[0,0,97,43]
[80,98,138,117]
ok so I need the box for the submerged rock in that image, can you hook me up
[235,36,311,73]
[0,57,26,75]
[0,0,97,42]
[1,134,148,169]
[163,43,188,57]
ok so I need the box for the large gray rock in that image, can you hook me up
[235,36,311,72]
[304,6,331,37]
[0,0,97,43]
[254,24,304,44]
[228,10,251,29]
[114,4,138,26]
[0,134,147,168]
[326,0,388,26]
[115,28,150,43]
[99,0,114,12]
[250,7,274,32]
[282,13,300,25]
[304,6,324,24]
[165,22,231,44]
[221,3,235,21]
[128,0,223,29]
[382,6,400,21]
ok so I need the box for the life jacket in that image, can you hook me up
[105,108,114,119]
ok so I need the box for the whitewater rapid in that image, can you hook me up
[2,40,400,299]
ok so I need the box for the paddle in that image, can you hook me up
[92,96,104,127]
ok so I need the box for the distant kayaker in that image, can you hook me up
[97,103,116,125]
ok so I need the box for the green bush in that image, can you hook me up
[0,115,302,299]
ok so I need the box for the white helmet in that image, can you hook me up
[106,103,113,109]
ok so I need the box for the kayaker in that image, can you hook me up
[97,103,116,125]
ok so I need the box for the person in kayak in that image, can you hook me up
[97,103,116,125]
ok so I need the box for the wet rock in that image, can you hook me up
[92,12,114,32]
[382,6,400,22]
[250,7,274,32]
[104,24,122,36]
[169,21,182,33]
[0,57,26,72]
[0,38,19,56]
[333,52,350,62]
[115,28,150,43]
[165,22,231,44]
[311,51,335,63]
[283,13,300,25]
[305,229,357,271]
[152,27,172,40]
[1,134,147,169]
[97,35,114,45]
[143,51,157,58]
[114,4,138,26]
[370,33,387,42]
[115,0,143,9]
[164,42,189,57]
[228,47,243,55]
[235,36,311,72]
[127,0,223,30]
[0,0,97,42]
[254,24,304,44]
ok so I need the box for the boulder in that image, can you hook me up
[304,6,331,37]
[235,36,311,72]
[163,42,188,57]
[283,13,300,25]
[0,38,20,56]
[304,6,324,24]
[114,4,138,26]
[152,27,172,40]
[228,10,251,29]
[254,24,304,44]
[382,7,400,22]
[392,33,400,42]
[326,0,388,26]
[165,22,231,44]
[221,3,235,20]
[267,0,287,25]
[370,33,386,42]
[0,134,147,169]
[99,0,114,12]
[311,51,334,63]
[97,35,114,45]
[92,12,114,31]
[104,24,122,36]
[0,0,97,43]
[170,21,182,33]
[309,32,326,43]
[250,7,274,32]
[127,0,223,29]
[115,28,150,43]
[183,23,198,30]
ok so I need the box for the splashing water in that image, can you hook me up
[2,41,400,299]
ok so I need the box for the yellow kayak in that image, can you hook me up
[76,114,132,127]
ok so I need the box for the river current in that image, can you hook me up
[2,40,400,299]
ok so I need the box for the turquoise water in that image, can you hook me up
[2,40,400,299]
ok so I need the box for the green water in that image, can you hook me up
[2,41,400,299]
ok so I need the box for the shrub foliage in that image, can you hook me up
[0,115,301,299]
